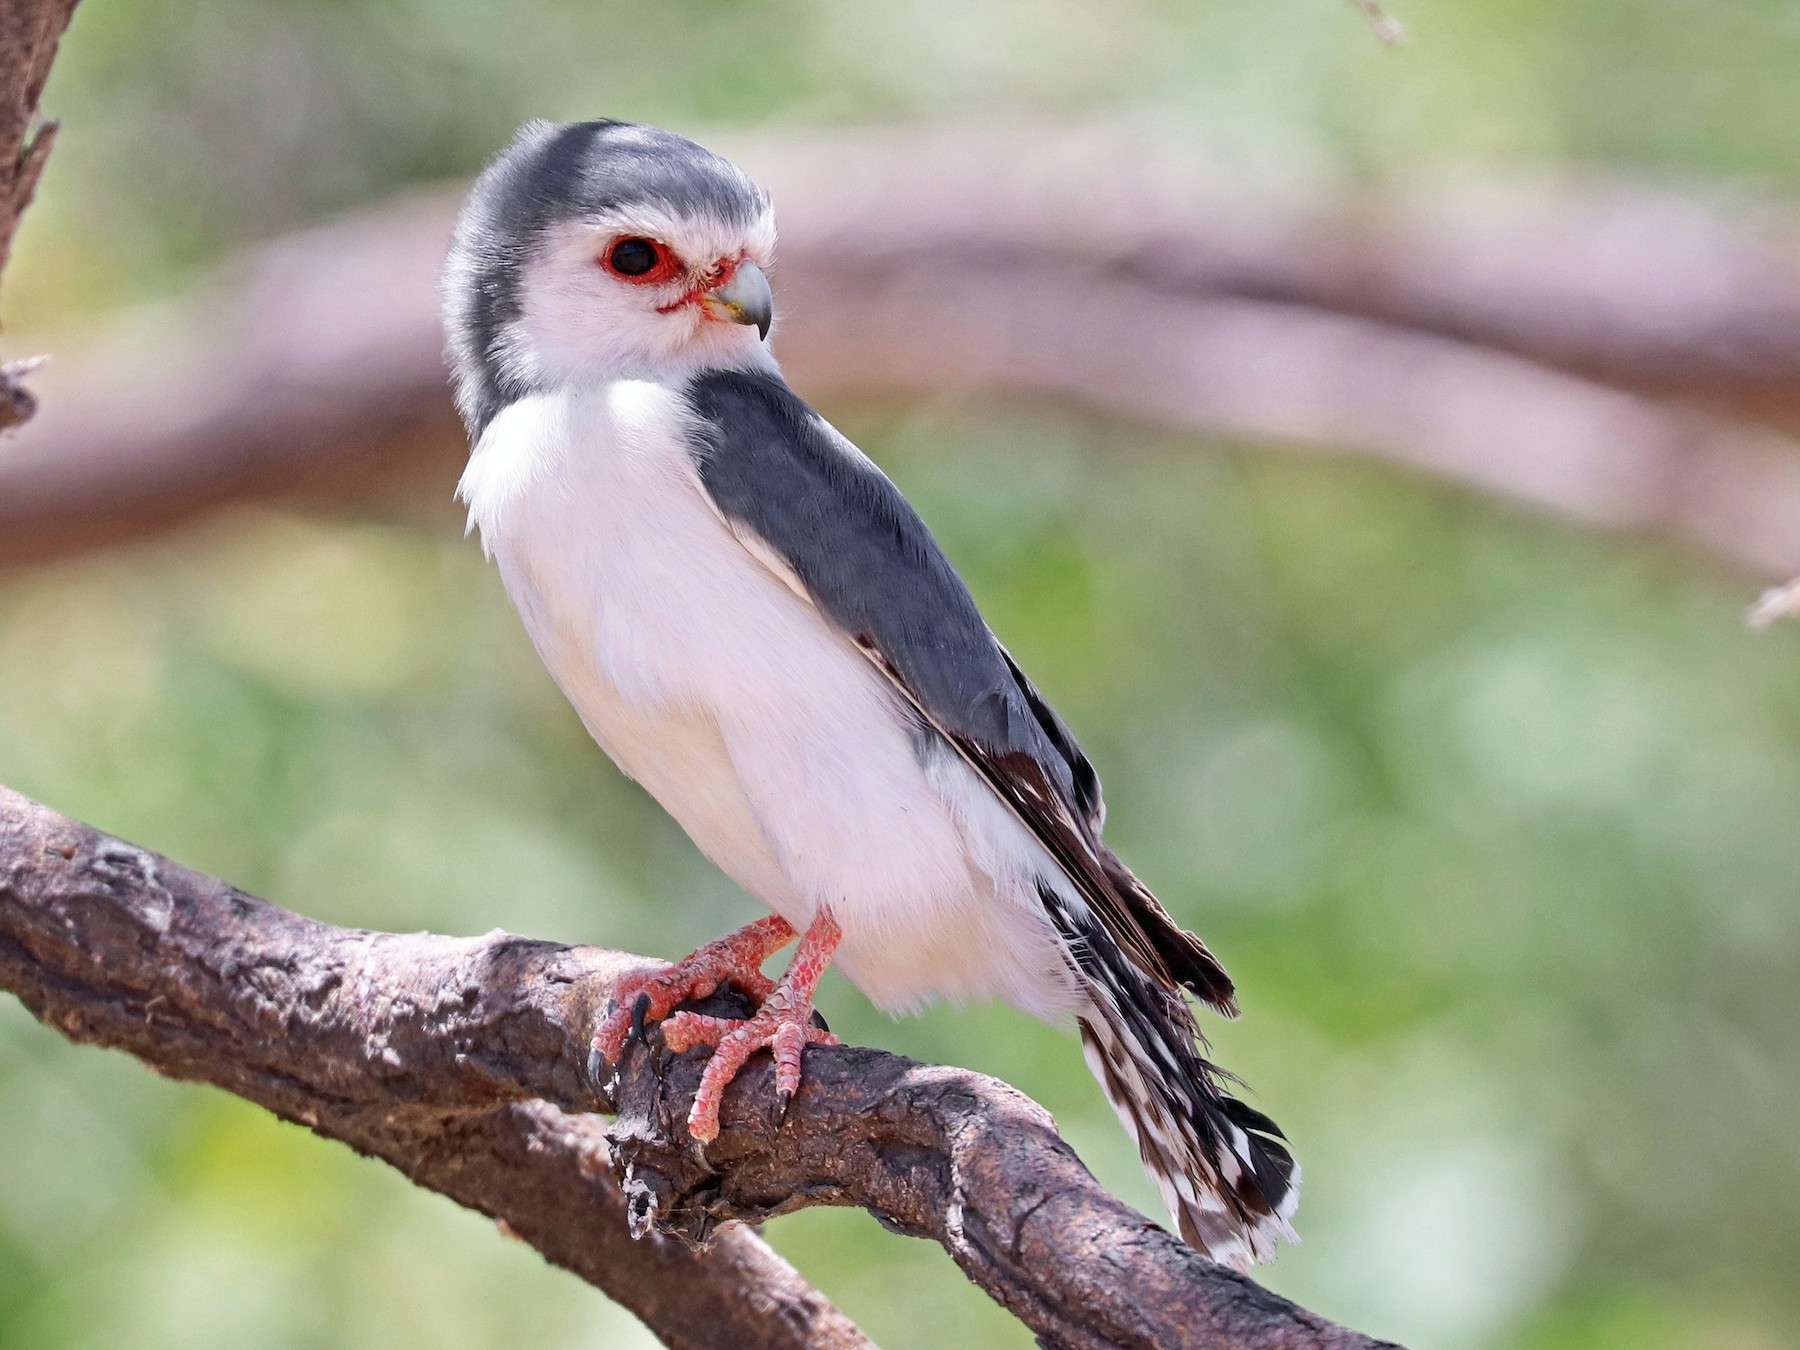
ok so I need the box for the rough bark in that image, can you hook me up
[8,131,1800,573]
[0,783,1398,1350]
[0,0,77,430]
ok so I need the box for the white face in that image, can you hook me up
[500,201,779,386]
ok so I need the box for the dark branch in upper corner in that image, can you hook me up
[0,0,81,431]
[0,784,1402,1350]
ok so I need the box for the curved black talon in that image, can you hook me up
[628,991,653,1045]
[809,1008,830,1035]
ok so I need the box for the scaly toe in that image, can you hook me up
[683,1009,839,1143]
[660,1010,744,1052]
[592,969,680,1065]
[592,917,797,1067]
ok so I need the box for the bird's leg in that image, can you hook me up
[661,907,843,1143]
[593,914,797,1066]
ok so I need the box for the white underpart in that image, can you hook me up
[460,380,1082,1021]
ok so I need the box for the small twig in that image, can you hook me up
[1348,0,1408,46]
[0,351,45,429]
[1747,578,1800,629]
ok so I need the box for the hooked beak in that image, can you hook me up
[699,259,773,340]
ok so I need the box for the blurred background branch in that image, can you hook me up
[10,131,1800,574]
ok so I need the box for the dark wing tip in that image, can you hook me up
[1097,844,1239,1015]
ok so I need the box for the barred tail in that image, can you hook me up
[1045,888,1299,1268]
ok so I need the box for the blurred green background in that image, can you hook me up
[5,1,1800,1347]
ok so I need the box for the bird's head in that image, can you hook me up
[444,120,777,437]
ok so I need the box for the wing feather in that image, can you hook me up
[856,640,1238,1015]
[682,367,1236,1013]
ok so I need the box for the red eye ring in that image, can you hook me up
[601,236,681,286]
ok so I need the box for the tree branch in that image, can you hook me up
[0,784,868,1350]
[0,783,1398,1349]
[0,0,78,431]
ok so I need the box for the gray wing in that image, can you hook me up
[682,369,1235,1013]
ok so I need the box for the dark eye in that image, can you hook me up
[607,237,661,277]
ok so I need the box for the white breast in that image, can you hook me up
[460,381,1077,1021]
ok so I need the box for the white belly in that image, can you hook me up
[460,381,1074,1019]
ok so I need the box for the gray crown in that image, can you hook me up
[444,120,769,437]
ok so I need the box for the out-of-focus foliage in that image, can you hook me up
[15,0,1800,327]
[4,1,1800,1348]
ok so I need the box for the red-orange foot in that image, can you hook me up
[662,908,843,1143]
[593,914,796,1067]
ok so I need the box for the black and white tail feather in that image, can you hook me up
[1042,886,1300,1269]
[862,639,1301,1266]
[842,627,1300,1267]
[676,366,1300,1265]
